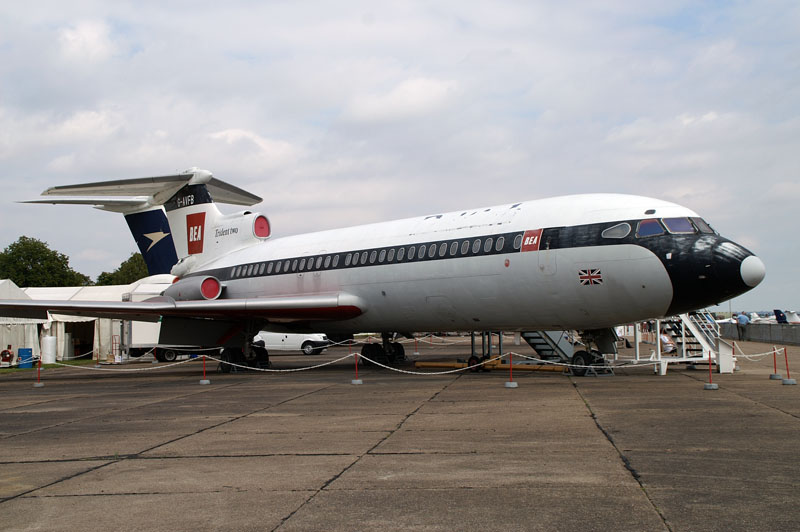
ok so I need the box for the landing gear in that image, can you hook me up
[570,348,604,377]
[571,350,590,377]
[219,341,270,373]
[359,334,408,367]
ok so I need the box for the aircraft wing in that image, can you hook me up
[0,293,365,323]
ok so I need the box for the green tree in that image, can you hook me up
[96,253,149,286]
[0,236,91,287]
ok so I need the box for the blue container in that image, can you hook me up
[17,348,33,368]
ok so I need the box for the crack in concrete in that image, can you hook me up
[571,378,673,532]
[0,383,337,506]
[681,372,800,420]
[272,374,462,532]
[0,381,244,440]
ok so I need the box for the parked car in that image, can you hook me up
[253,332,331,355]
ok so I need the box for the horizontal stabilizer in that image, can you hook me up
[39,168,262,207]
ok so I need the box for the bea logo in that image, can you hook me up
[521,228,543,252]
[186,212,206,255]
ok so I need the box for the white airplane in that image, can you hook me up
[0,168,766,368]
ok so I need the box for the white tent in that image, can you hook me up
[0,279,43,361]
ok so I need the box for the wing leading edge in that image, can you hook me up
[0,293,365,323]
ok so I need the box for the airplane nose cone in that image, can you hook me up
[740,255,766,288]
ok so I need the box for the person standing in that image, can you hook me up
[736,312,750,340]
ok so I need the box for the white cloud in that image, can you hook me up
[344,78,459,123]
[58,20,116,63]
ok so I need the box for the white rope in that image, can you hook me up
[510,351,661,369]
[51,358,199,372]
[204,353,356,373]
[362,354,506,375]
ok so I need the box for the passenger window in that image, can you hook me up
[449,242,458,256]
[461,241,469,254]
[472,239,481,254]
[299,258,306,270]
[345,253,352,266]
[267,262,274,274]
[495,236,505,251]
[398,247,405,261]
[283,260,290,272]
[408,246,416,260]
[231,267,237,278]
[291,259,298,272]
[387,248,395,262]
[332,255,340,267]
[259,263,265,275]
[247,264,254,276]
[323,256,331,268]
[602,223,631,239]
[513,234,523,250]
[369,250,377,264]
[360,251,368,264]
[419,244,426,258]
[484,238,493,253]
[378,249,386,263]
[307,258,314,271]
[429,244,438,258]
[662,217,696,234]
[275,262,282,273]
[316,256,323,269]
[636,219,665,238]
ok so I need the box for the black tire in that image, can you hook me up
[220,348,239,373]
[154,350,166,362]
[301,342,315,356]
[467,355,481,372]
[389,342,405,363]
[162,349,178,362]
[571,350,590,377]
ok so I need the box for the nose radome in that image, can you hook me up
[740,255,766,288]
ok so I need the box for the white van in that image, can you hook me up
[253,332,331,355]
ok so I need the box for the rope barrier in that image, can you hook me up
[203,353,355,373]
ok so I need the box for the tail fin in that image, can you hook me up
[34,168,267,277]
[774,309,788,323]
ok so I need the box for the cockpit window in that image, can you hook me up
[662,217,696,234]
[601,222,631,239]
[636,219,665,238]
[691,217,716,234]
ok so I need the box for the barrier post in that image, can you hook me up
[505,350,518,388]
[413,337,419,356]
[33,354,44,388]
[351,342,362,385]
[199,355,211,385]
[782,347,796,385]
[770,346,782,380]
[704,347,718,390]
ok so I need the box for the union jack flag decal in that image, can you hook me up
[579,269,603,285]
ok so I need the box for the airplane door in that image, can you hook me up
[538,227,562,275]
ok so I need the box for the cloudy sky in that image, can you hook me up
[0,1,797,312]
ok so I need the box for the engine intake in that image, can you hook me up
[163,276,223,301]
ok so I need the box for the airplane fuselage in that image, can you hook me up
[183,193,762,334]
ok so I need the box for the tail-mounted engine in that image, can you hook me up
[163,276,223,301]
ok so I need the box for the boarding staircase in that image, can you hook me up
[521,330,575,363]
[656,310,735,374]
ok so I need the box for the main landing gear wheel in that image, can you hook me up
[467,355,481,372]
[162,349,178,362]
[387,342,405,364]
[220,347,240,373]
[571,350,590,377]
